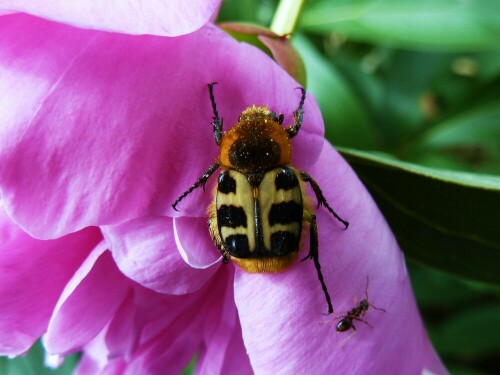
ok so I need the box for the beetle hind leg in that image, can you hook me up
[301,214,334,315]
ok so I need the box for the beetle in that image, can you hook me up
[172,83,348,314]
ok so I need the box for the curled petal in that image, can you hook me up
[0,206,99,356]
[102,216,219,294]
[233,141,447,374]
[0,0,221,36]
[0,14,324,239]
[173,217,222,269]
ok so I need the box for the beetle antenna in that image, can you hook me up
[208,82,223,145]
[286,87,306,138]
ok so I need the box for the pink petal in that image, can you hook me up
[233,141,446,374]
[75,328,126,375]
[102,216,220,294]
[0,0,221,36]
[44,246,132,354]
[196,274,253,375]
[104,290,138,360]
[75,268,235,374]
[173,217,222,268]
[0,14,324,239]
[126,269,234,374]
[0,206,99,356]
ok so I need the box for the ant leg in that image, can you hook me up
[172,162,220,211]
[338,328,357,349]
[365,276,386,312]
[318,312,347,325]
[286,87,306,138]
[370,304,386,312]
[353,317,373,329]
[301,214,334,315]
[208,82,223,145]
[300,171,349,229]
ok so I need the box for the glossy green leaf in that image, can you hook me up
[339,147,500,284]
[301,0,500,51]
[292,34,375,148]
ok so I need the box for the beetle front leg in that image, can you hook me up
[300,171,349,229]
[172,162,220,211]
[301,214,334,315]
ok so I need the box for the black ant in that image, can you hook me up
[322,277,385,345]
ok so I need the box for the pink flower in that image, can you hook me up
[0,10,447,375]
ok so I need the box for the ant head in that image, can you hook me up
[359,299,370,312]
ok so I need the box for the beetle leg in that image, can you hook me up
[172,162,220,211]
[301,214,334,315]
[208,82,223,145]
[286,87,306,138]
[270,111,285,125]
[300,171,349,229]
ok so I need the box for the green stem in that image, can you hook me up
[270,0,305,36]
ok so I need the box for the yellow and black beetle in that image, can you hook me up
[173,83,348,314]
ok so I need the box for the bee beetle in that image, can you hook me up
[173,83,348,314]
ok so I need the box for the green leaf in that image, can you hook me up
[446,365,494,375]
[301,0,500,51]
[375,51,454,149]
[430,305,500,358]
[409,100,500,175]
[408,262,484,310]
[292,34,375,148]
[217,0,278,26]
[339,147,500,284]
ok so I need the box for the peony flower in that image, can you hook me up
[0,9,447,375]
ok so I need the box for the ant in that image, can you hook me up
[322,277,385,345]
